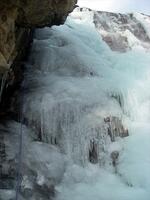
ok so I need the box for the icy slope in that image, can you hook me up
[1,8,150,200]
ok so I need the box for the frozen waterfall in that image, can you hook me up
[1,8,150,200]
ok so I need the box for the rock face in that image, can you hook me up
[15,0,77,28]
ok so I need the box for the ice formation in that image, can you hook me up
[1,8,150,200]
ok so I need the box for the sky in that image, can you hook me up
[78,0,150,14]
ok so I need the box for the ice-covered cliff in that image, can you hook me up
[1,7,150,200]
[73,7,150,51]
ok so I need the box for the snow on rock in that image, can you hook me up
[72,8,150,51]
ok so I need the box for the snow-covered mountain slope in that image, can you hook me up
[72,7,150,52]
[1,7,150,200]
